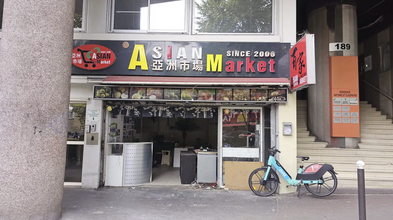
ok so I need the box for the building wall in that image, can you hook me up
[70,0,297,189]
[277,92,297,194]
[361,26,393,118]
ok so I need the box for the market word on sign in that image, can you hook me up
[128,44,276,74]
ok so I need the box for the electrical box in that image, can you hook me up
[86,133,99,145]
[282,122,293,136]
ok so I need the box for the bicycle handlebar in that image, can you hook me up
[269,148,281,156]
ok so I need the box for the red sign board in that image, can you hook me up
[290,37,307,90]
[289,34,315,91]
[72,44,116,70]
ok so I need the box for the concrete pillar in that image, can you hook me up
[307,0,359,147]
[0,0,75,219]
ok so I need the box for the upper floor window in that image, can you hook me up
[111,0,186,32]
[193,0,273,34]
[0,0,86,32]
[74,0,87,32]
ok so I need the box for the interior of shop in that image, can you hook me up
[105,103,218,186]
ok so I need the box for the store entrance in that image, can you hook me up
[148,117,218,185]
[104,104,218,186]
[218,107,265,189]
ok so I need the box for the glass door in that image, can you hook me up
[217,107,263,187]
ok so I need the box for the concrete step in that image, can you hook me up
[360,114,387,119]
[297,142,328,148]
[337,177,393,189]
[360,120,392,125]
[335,169,393,179]
[361,129,393,135]
[359,112,384,117]
[297,148,393,156]
[358,143,393,150]
[297,128,309,133]
[297,137,316,142]
[360,117,389,122]
[297,132,310,138]
[360,124,393,129]
[360,139,393,145]
[299,161,393,171]
[360,107,378,111]
[361,133,393,140]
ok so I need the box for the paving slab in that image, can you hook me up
[62,186,393,220]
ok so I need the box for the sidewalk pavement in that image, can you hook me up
[62,185,393,220]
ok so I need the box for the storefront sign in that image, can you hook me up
[72,45,116,70]
[72,41,290,78]
[289,34,316,91]
[93,85,288,103]
[330,56,359,137]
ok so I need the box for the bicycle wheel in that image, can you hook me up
[248,168,279,197]
[304,170,338,197]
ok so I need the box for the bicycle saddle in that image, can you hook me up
[296,156,309,160]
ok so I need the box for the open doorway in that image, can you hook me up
[65,103,86,183]
[104,105,218,186]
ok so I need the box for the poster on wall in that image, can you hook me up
[181,89,198,100]
[94,86,287,103]
[131,87,146,99]
[250,89,268,101]
[330,56,359,137]
[146,88,163,99]
[216,89,232,101]
[198,89,215,100]
[289,34,316,91]
[164,89,181,100]
[113,87,129,99]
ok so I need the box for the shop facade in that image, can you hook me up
[68,0,297,194]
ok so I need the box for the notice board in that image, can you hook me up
[330,56,359,137]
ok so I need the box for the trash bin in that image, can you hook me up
[180,151,196,184]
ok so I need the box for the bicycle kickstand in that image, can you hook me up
[296,185,302,199]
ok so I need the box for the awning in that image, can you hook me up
[103,76,290,86]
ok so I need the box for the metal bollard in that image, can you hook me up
[357,160,366,220]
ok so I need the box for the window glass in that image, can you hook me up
[382,44,391,72]
[74,0,85,29]
[0,0,4,30]
[113,0,185,32]
[194,0,273,34]
[67,103,86,141]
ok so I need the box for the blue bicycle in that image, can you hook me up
[249,148,338,197]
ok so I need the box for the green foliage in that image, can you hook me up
[71,104,86,127]
[170,118,199,146]
[74,13,82,28]
[195,0,272,33]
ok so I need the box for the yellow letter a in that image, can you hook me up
[128,44,148,70]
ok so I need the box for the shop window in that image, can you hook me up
[381,44,391,72]
[110,0,186,32]
[193,0,273,34]
[67,103,86,141]
[0,0,86,32]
